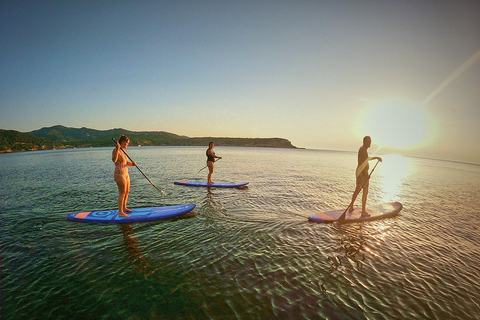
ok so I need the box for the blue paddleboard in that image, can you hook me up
[308,202,402,223]
[66,204,196,223]
[174,181,249,188]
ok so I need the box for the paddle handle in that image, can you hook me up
[197,158,220,174]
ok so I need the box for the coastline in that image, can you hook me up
[0,126,298,154]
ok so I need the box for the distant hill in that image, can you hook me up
[27,125,187,148]
[0,129,66,153]
[0,125,296,152]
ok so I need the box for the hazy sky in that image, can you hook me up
[1,1,479,164]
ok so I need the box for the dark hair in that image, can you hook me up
[119,134,130,144]
[208,142,214,149]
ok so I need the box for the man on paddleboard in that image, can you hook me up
[348,136,382,217]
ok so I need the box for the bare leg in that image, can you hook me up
[115,174,130,217]
[124,175,132,212]
[207,161,214,184]
[348,185,362,211]
[361,185,370,217]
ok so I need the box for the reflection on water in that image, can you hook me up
[200,188,228,217]
[329,225,369,275]
[120,224,148,275]
[378,154,413,202]
[325,221,397,283]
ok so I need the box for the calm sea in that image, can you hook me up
[1,147,479,320]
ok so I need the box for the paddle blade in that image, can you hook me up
[337,209,348,223]
[152,184,167,196]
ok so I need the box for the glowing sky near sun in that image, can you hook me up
[1,1,479,164]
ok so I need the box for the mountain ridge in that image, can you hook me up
[0,125,297,153]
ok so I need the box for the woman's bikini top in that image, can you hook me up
[206,149,215,162]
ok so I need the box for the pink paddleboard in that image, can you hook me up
[308,202,402,223]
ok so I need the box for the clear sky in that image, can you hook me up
[1,1,479,164]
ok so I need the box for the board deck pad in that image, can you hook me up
[308,202,402,223]
[67,204,196,223]
[174,181,249,188]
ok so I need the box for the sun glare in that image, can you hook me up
[378,154,413,201]
[356,99,435,150]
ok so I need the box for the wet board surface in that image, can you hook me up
[308,202,402,223]
[174,181,249,188]
[66,204,196,223]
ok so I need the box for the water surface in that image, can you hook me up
[1,147,479,319]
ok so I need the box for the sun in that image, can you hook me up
[356,99,436,150]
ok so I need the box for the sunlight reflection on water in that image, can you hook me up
[378,154,413,202]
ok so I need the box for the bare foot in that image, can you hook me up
[118,212,130,217]
[348,206,354,212]
[360,211,370,217]
[208,181,214,185]
[124,208,133,213]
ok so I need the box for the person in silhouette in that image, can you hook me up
[112,135,136,217]
[348,136,382,217]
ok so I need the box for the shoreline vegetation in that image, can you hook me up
[0,125,297,153]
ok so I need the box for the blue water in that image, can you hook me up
[1,147,479,319]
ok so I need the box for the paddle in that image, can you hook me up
[112,138,167,196]
[337,159,380,223]
[197,158,220,174]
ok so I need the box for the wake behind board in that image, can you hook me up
[308,202,402,223]
[67,204,196,223]
[174,181,248,188]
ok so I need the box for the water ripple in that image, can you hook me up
[1,148,480,319]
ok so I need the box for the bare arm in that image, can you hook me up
[207,149,222,159]
[112,142,120,162]
[112,143,136,166]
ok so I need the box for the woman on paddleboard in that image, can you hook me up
[112,135,136,217]
[206,142,222,185]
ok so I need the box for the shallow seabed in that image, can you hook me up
[1,147,479,319]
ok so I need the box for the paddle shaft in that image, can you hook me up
[112,138,167,196]
[338,159,380,223]
[197,158,220,174]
